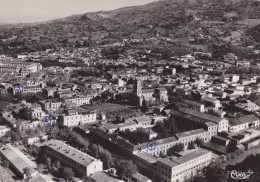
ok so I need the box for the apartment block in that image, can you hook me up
[157,149,212,182]
[44,139,103,177]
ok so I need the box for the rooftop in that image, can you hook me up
[134,152,158,163]
[45,139,101,167]
[176,128,207,138]
[177,108,226,123]
[229,114,259,126]
[0,166,15,182]
[90,171,119,182]
[158,149,211,167]
[102,121,138,130]
[0,144,37,174]
[132,173,151,182]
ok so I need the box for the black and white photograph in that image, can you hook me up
[0,0,260,181]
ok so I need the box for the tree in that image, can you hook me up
[90,144,99,158]
[10,131,21,141]
[190,176,207,182]
[2,160,9,168]
[46,157,52,169]
[37,163,45,173]
[167,143,184,156]
[195,138,204,147]
[23,167,33,178]
[116,160,138,179]
[53,161,61,170]
[100,150,114,169]
[62,167,74,181]
[188,141,196,150]
[204,165,227,182]
[141,99,148,113]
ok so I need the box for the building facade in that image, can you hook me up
[44,139,103,177]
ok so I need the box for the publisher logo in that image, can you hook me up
[227,170,254,180]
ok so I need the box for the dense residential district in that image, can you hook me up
[1,0,260,181]
[0,48,260,182]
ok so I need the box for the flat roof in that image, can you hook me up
[0,144,37,174]
[45,139,101,167]
[132,173,151,182]
[90,171,119,182]
[102,121,138,130]
[0,166,15,182]
[134,153,158,163]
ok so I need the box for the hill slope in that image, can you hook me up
[0,0,260,58]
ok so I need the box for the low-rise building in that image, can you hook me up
[175,129,210,147]
[40,99,62,111]
[60,109,96,127]
[157,149,212,182]
[220,74,240,83]
[229,115,260,133]
[172,109,229,132]
[0,143,37,178]
[44,139,103,177]
[236,100,260,112]
[182,100,205,112]
[132,172,152,182]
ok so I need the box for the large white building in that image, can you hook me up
[0,144,37,178]
[157,149,212,182]
[60,109,96,127]
[132,148,212,182]
[44,139,103,177]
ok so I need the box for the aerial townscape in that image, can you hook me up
[0,0,260,182]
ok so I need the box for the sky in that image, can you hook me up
[0,0,157,24]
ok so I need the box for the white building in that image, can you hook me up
[44,139,103,177]
[66,95,91,106]
[0,144,37,178]
[157,149,212,182]
[229,115,260,133]
[236,100,259,112]
[60,109,96,127]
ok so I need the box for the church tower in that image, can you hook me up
[134,79,142,97]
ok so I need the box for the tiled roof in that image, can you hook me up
[177,108,226,123]
[229,114,259,126]
[134,153,158,163]
[158,149,211,167]
[176,128,207,138]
